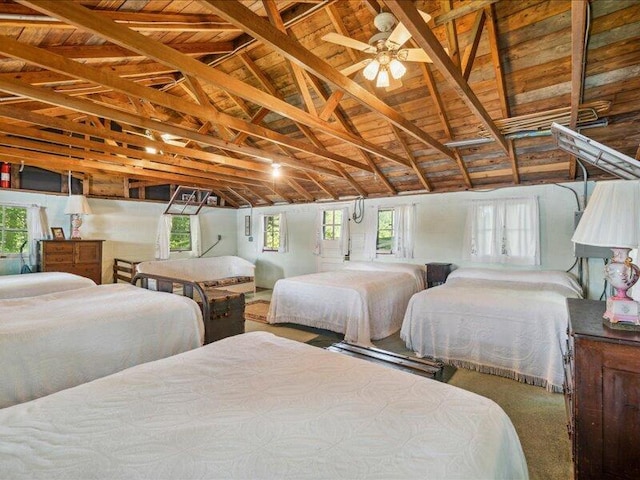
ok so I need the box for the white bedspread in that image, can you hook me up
[0,271,95,299]
[0,332,528,480]
[268,263,423,344]
[0,283,203,408]
[401,269,583,392]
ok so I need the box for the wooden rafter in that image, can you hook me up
[38,41,234,59]
[19,0,410,170]
[391,126,433,192]
[461,10,486,80]
[386,0,509,156]
[441,0,461,70]
[569,0,589,180]
[205,0,456,161]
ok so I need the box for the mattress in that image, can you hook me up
[0,283,203,408]
[268,262,424,344]
[0,271,96,299]
[401,268,583,391]
[0,332,528,479]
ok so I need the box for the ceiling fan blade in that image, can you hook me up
[402,46,449,62]
[322,32,374,53]
[339,59,370,77]
[385,10,432,49]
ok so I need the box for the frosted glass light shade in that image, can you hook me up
[363,60,380,81]
[64,195,93,215]
[572,180,640,248]
[376,68,390,88]
[389,59,406,79]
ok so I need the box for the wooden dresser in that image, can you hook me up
[565,298,640,479]
[39,239,104,284]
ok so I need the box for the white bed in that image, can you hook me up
[0,283,203,408]
[401,268,583,392]
[267,261,425,344]
[0,271,96,299]
[0,331,528,479]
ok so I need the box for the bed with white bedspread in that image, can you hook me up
[401,268,583,392]
[0,283,203,408]
[0,331,528,479]
[0,271,95,299]
[267,261,424,344]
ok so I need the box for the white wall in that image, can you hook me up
[236,181,607,299]
[0,190,238,282]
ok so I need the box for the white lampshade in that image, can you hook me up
[376,68,390,88]
[64,195,93,215]
[572,180,640,248]
[388,59,406,79]
[363,59,380,81]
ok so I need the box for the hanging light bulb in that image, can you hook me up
[362,59,380,81]
[388,58,406,80]
[271,162,281,177]
[376,67,390,88]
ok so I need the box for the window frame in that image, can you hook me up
[263,214,280,252]
[0,205,28,257]
[169,215,192,252]
[376,208,395,254]
[322,209,342,241]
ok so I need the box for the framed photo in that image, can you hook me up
[51,227,65,240]
[207,195,218,206]
[181,193,192,202]
[244,215,251,236]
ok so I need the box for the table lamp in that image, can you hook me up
[572,180,640,328]
[64,194,92,239]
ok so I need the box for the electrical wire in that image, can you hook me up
[352,197,364,224]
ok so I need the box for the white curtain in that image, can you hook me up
[257,214,265,252]
[278,212,288,253]
[463,196,540,265]
[190,215,201,257]
[363,205,378,260]
[26,206,49,268]
[155,214,172,260]
[339,207,350,256]
[393,204,416,259]
[313,210,322,255]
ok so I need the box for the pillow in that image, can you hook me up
[344,261,425,290]
[448,267,583,296]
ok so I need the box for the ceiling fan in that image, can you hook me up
[322,10,437,89]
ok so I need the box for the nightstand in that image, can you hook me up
[425,262,452,288]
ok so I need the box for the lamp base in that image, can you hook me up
[604,297,640,326]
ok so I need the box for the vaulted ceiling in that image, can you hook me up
[0,0,638,207]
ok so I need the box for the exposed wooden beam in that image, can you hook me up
[569,0,589,180]
[306,172,339,200]
[226,187,254,207]
[0,77,344,179]
[507,139,520,185]
[386,0,509,156]
[433,0,498,27]
[461,10,486,81]
[286,178,315,202]
[442,0,461,70]
[0,33,365,175]
[391,126,433,192]
[204,0,455,160]
[41,41,234,59]
[418,63,453,140]
[19,1,408,169]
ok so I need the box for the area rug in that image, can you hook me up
[244,300,270,324]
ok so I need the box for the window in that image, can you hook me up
[376,208,395,253]
[0,205,28,255]
[263,214,280,251]
[465,197,539,265]
[170,215,192,252]
[322,209,342,240]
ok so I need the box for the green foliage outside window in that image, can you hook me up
[0,206,28,255]
[263,215,280,251]
[322,209,342,240]
[376,208,394,252]
[170,215,192,252]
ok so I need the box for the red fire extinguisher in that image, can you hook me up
[0,163,10,188]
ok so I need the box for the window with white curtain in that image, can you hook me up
[169,215,191,252]
[262,214,280,252]
[464,197,540,265]
[322,209,342,240]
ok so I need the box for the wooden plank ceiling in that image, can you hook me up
[0,0,638,207]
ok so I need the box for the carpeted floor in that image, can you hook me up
[244,295,572,479]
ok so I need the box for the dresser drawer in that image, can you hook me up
[44,242,73,254]
[45,254,73,264]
